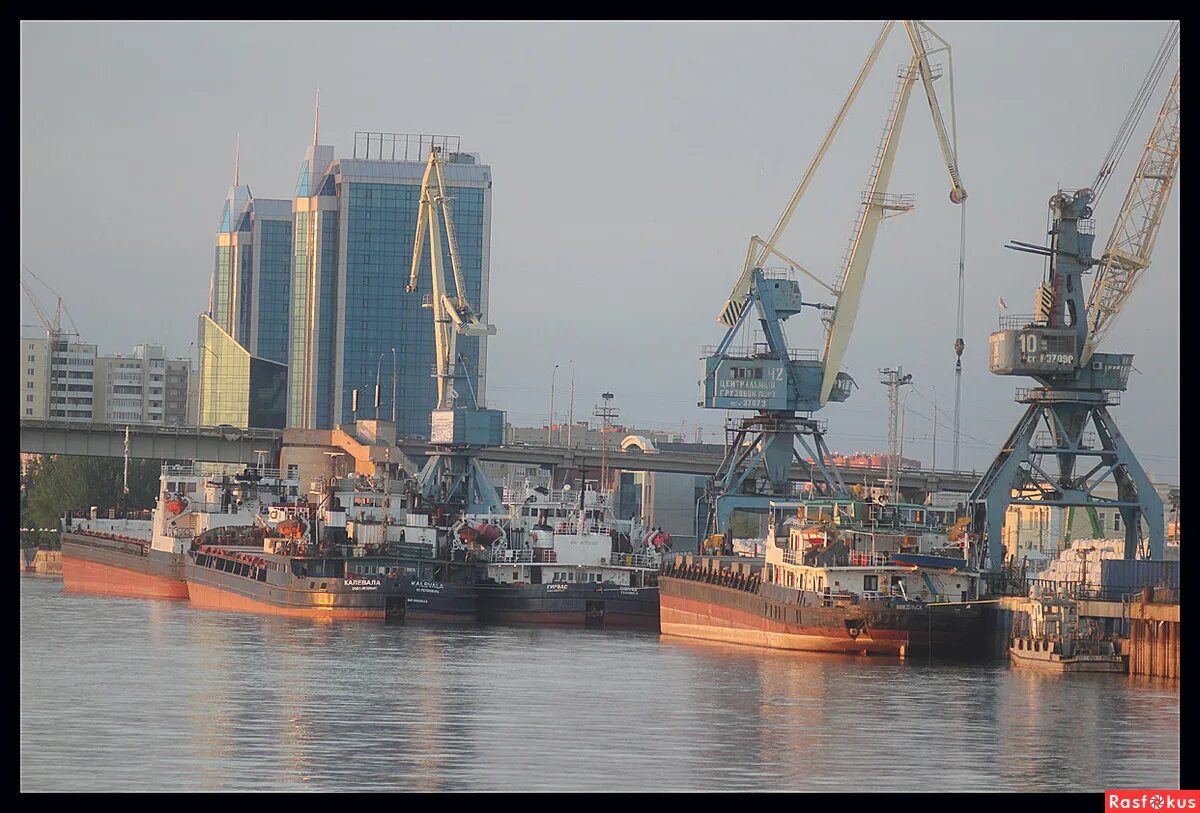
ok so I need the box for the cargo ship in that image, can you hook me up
[324,473,486,623]
[468,482,668,628]
[660,497,988,657]
[185,473,484,621]
[185,499,408,620]
[60,463,298,600]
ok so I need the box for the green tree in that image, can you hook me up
[24,456,161,537]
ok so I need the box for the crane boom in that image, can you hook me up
[901,20,966,203]
[20,277,58,336]
[717,20,965,330]
[407,147,496,410]
[819,58,919,403]
[1083,66,1180,364]
[718,20,896,327]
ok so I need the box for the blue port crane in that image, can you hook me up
[968,30,1178,571]
[405,146,504,517]
[700,20,967,541]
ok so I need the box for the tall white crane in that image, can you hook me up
[406,146,503,518]
[407,147,497,411]
[1083,66,1180,363]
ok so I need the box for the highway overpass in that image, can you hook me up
[19,419,283,466]
[19,418,982,497]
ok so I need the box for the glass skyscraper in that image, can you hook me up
[287,133,492,437]
[210,186,294,366]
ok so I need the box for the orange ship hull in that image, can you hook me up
[61,552,189,601]
[186,580,384,620]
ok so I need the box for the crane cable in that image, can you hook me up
[1091,21,1179,209]
[21,264,81,337]
[952,199,966,471]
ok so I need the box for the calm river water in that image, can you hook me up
[20,576,1179,792]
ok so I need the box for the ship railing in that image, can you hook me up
[491,549,535,563]
[820,589,861,606]
[67,529,150,555]
[849,552,892,567]
[63,508,154,521]
[163,462,287,481]
[166,498,267,516]
[998,313,1042,331]
[602,552,658,569]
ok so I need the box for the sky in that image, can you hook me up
[19,20,1180,483]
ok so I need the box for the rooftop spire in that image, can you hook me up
[234,132,240,186]
[313,88,320,148]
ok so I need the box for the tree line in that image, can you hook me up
[20,456,162,547]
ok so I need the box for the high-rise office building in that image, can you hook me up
[287,131,492,436]
[210,164,293,365]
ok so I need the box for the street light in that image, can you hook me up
[548,363,559,446]
[187,341,196,426]
[375,353,385,421]
[198,343,218,428]
[391,347,397,424]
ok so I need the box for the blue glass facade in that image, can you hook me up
[287,210,311,428]
[316,212,339,430]
[212,245,232,330]
[210,188,291,368]
[253,218,293,365]
[236,242,253,341]
[284,145,491,436]
[338,181,485,438]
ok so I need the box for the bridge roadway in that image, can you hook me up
[395,439,981,496]
[19,418,285,466]
[18,418,981,496]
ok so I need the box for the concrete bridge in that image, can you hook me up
[397,440,980,497]
[19,418,982,497]
[19,418,284,466]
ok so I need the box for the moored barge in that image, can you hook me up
[61,463,298,600]
[660,497,989,657]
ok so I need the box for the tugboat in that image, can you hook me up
[1009,594,1125,673]
[61,463,295,600]
[659,497,988,657]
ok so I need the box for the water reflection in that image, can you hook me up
[21,578,1179,792]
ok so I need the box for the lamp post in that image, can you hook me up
[375,353,385,421]
[198,343,218,428]
[187,341,195,427]
[548,363,559,446]
[391,347,397,425]
[567,361,575,449]
[899,387,912,497]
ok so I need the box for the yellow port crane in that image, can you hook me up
[1083,66,1180,364]
[405,146,503,517]
[407,146,497,412]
